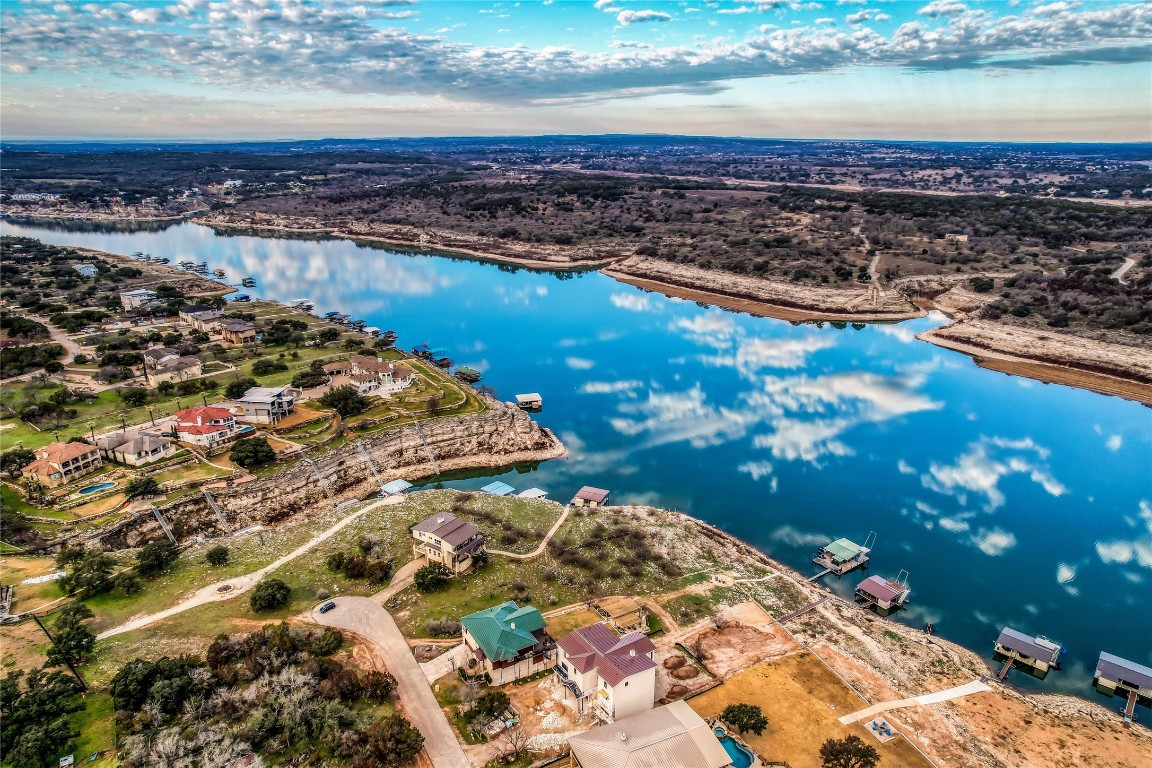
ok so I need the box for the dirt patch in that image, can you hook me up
[688,653,932,768]
[681,601,801,679]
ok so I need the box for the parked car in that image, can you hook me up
[319,601,337,613]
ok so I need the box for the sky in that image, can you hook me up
[0,0,1149,142]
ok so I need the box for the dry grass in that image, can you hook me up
[687,652,932,768]
[544,607,603,641]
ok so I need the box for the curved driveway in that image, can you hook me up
[311,596,470,768]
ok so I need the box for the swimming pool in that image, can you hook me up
[714,728,754,768]
[78,481,116,495]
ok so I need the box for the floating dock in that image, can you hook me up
[515,393,542,410]
[993,627,1064,681]
[812,532,874,579]
[456,366,482,383]
[1093,652,1152,722]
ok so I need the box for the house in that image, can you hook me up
[23,442,102,488]
[147,356,204,385]
[411,511,486,576]
[183,309,224,332]
[232,386,297,424]
[993,627,1064,678]
[219,320,257,345]
[120,289,159,310]
[73,263,97,278]
[143,347,181,368]
[592,597,648,634]
[461,601,555,685]
[565,700,732,768]
[97,430,173,466]
[178,305,215,324]
[173,406,239,448]
[572,486,611,507]
[344,354,416,395]
[515,393,542,409]
[555,622,657,722]
[1093,652,1152,719]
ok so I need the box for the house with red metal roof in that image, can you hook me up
[173,406,239,448]
[555,622,657,723]
[572,486,611,508]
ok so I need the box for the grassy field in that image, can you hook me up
[688,652,933,768]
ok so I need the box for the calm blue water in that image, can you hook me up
[78,481,117,495]
[4,219,1150,701]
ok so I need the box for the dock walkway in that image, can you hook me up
[837,679,992,725]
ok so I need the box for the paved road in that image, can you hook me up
[96,496,403,639]
[312,596,471,768]
[837,679,992,725]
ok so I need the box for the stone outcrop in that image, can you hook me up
[89,399,565,550]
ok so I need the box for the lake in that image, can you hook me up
[4,218,1149,700]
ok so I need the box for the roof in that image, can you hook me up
[238,386,291,403]
[106,434,171,455]
[412,511,483,548]
[824,538,863,562]
[143,347,180,362]
[515,392,542,402]
[557,622,656,687]
[175,406,234,424]
[23,459,58,478]
[35,442,98,464]
[517,488,548,499]
[180,305,213,315]
[350,354,395,374]
[567,700,731,768]
[596,596,643,620]
[575,486,611,503]
[323,362,347,372]
[996,628,1061,662]
[155,357,201,373]
[1096,653,1152,690]
[856,575,905,603]
[121,289,156,297]
[185,309,223,320]
[382,479,413,495]
[220,320,256,333]
[481,481,515,496]
[461,601,546,662]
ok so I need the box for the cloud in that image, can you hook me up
[897,459,916,475]
[608,383,760,448]
[579,379,643,394]
[1094,500,1152,569]
[921,436,1066,510]
[770,525,828,548]
[971,527,1017,556]
[1106,434,1123,452]
[2,0,1149,108]
[610,292,655,312]
[617,9,673,26]
[565,356,596,369]
[738,460,775,481]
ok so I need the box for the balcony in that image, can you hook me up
[553,664,585,699]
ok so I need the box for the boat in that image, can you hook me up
[290,299,315,311]
[213,268,226,278]
[232,294,251,302]
[412,344,432,359]
[456,366,482,383]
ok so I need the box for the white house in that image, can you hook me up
[97,430,174,466]
[555,622,657,723]
[232,386,298,424]
[120,289,159,310]
[340,354,416,395]
[173,406,239,449]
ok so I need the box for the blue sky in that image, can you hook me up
[1,0,1149,141]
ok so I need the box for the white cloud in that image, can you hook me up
[610,292,655,312]
[1106,434,1123,452]
[617,9,673,26]
[922,436,1066,510]
[738,460,775,481]
[565,356,596,370]
[897,459,916,475]
[971,527,1017,556]
[918,1,969,17]
[770,525,828,548]
[1094,500,1152,569]
[579,379,643,394]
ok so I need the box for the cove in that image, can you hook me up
[3,218,1150,699]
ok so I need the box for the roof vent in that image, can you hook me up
[436,516,445,524]
[629,649,636,657]
[510,622,516,630]
[619,732,628,742]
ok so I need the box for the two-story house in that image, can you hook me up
[555,622,657,723]
[231,386,297,424]
[461,601,555,685]
[219,320,258,345]
[97,430,173,466]
[173,406,239,449]
[325,355,416,396]
[120,288,158,311]
[411,512,486,576]
[23,442,102,488]
[183,309,224,332]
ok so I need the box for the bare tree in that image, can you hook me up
[497,726,530,762]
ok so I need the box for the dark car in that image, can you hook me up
[318,601,337,613]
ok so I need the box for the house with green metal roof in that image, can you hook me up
[461,601,556,685]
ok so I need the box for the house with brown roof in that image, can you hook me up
[411,511,486,576]
[173,406,239,449]
[565,700,732,768]
[555,622,657,722]
[23,442,102,488]
[345,354,416,395]
[572,486,611,507]
[97,429,173,467]
[183,309,224,332]
[219,320,257,345]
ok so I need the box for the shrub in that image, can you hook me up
[123,476,160,499]
[413,562,452,592]
[229,436,276,468]
[135,539,179,576]
[249,578,291,612]
[309,629,344,656]
[205,545,230,566]
[424,619,462,638]
[820,735,880,768]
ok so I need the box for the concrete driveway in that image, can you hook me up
[421,643,470,683]
[311,596,471,768]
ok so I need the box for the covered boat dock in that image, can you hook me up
[993,627,1064,681]
[1093,652,1152,722]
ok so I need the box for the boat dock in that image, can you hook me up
[812,532,874,579]
[993,627,1064,681]
[855,571,910,613]
[1093,652,1152,723]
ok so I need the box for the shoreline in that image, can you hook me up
[8,212,1152,404]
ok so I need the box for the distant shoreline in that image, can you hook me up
[8,211,1152,405]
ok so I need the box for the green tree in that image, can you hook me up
[0,447,35,476]
[820,735,881,768]
[59,551,116,598]
[721,702,768,736]
[135,539,179,576]
[361,670,397,702]
[249,578,291,612]
[114,571,142,595]
[317,327,341,343]
[413,562,452,592]
[319,384,369,417]
[252,357,288,376]
[123,476,160,499]
[0,669,83,768]
[224,376,258,399]
[291,369,327,388]
[310,629,344,657]
[364,714,424,766]
[118,386,149,407]
[45,603,96,668]
[205,545,230,566]
[229,436,277,468]
[472,690,510,720]
[156,380,175,396]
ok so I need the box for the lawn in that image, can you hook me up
[544,607,603,640]
[69,691,118,767]
[687,652,933,768]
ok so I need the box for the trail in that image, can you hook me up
[485,504,570,559]
[96,495,404,639]
[837,679,992,725]
[1112,257,1136,284]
